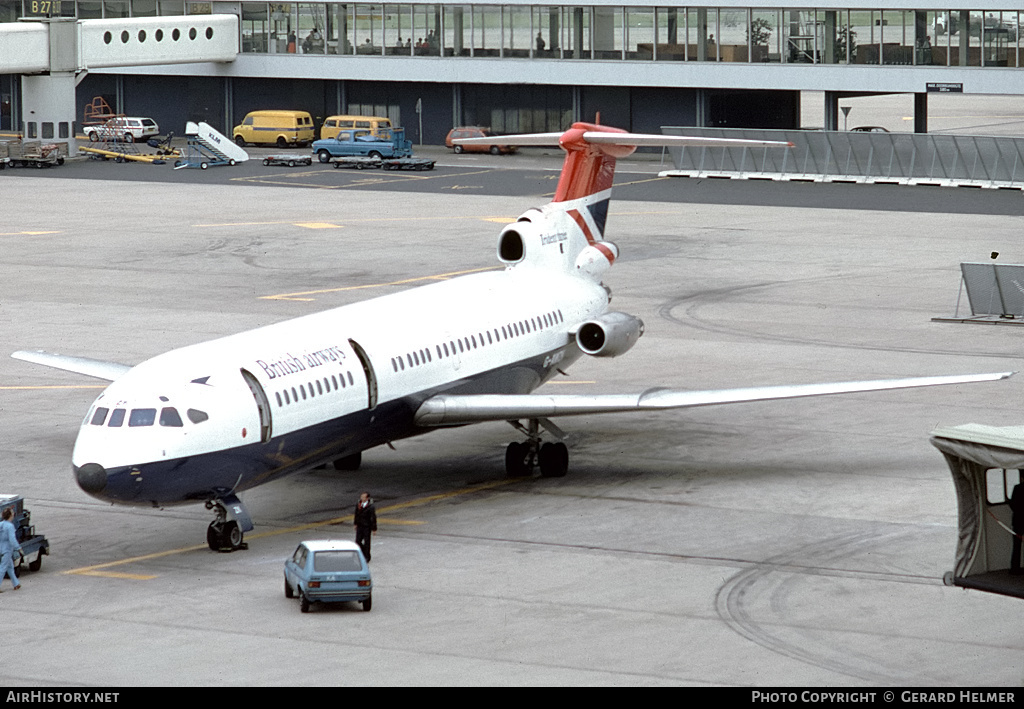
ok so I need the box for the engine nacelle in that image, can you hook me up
[497,212,546,266]
[576,311,645,357]
[574,241,619,280]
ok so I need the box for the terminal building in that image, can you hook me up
[2,1,1024,143]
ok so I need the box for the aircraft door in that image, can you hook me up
[240,369,273,442]
[348,339,378,410]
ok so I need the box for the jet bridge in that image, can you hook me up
[0,15,238,155]
[931,424,1024,599]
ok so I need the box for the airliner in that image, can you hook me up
[12,122,1012,551]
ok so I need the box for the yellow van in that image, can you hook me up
[232,110,315,148]
[320,115,393,140]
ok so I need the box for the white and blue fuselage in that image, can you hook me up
[72,267,608,507]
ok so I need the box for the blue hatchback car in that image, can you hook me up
[284,540,373,613]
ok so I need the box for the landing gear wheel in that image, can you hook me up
[505,441,531,477]
[538,442,569,478]
[206,518,247,552]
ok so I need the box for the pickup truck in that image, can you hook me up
[312,128,413,163]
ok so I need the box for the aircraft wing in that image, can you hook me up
[11,350,131,382]
[414,371,1013,425]
[452,130,793,150]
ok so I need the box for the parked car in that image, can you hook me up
[85,117,159,143]
[313,128,413,161]
[320,115,393,140]
[851,125,890,132]
[233,110,315,148]
[446,127,517,155]
[284,540,372,613]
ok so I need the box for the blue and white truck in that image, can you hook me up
[312,128,413,163]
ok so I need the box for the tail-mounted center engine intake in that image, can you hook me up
[576,311,645,357]
[497,215,544,265]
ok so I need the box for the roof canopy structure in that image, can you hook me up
[931,423,1024,599]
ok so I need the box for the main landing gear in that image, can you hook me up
[206,494,253,552]
[504,418,569,478]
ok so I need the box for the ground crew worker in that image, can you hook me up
[354,491,377,563]
[0,508,22,591]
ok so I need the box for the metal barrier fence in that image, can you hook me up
[661,126,1024,189]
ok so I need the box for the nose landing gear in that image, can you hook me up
[505,418,569,478]
[205,494,253,552]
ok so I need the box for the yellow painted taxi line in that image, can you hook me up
[261,266,499,302]
[63,478,518,579]
[75,570,159,580]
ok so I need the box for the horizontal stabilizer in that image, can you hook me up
[453,130,793,150]
[414,371,1014,425]
[11,350,131,382]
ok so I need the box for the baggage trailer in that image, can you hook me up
[0,139,67,169]
[381,157,435,171]
[0,495,49,572]
[331,156,382,170]
[263,154,312,167]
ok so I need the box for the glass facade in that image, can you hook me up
[1,1,1022,67]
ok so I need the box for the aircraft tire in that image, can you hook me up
[538,442,569,478]
[225,521,243,549]
[206,521,221,551]
[505,442,531,478]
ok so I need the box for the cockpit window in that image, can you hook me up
[159,407,183,427]
[90,407,109,426]
[108,409,126,427]
[128,408,157,427]
[187,409,209,424]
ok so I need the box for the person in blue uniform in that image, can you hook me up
[0,508,22,591]
[354,492,377,563]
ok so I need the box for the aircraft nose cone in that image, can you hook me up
[74,463,107,494]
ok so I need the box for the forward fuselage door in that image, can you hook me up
[240,368,273,442]
[348,339,378,410]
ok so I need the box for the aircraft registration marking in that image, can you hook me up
[62,478,518,580]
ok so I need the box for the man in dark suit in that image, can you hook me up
[354,492,377,563]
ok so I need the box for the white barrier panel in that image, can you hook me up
[0,23,50,74]
[80,15,238,68]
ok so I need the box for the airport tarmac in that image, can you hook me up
[1,155,1024,687]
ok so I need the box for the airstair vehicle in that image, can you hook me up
[174,121,249,170]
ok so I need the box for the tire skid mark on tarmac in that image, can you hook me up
[714,529,942,685]
[656,276,1022,361]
